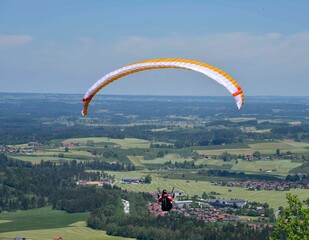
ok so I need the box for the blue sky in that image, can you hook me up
[1,0,309,96]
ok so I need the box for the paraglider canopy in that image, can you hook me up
[82,58,244,115]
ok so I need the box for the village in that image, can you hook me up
[147,193,273,225]
[212,177,309,191]
[0,142,43,154]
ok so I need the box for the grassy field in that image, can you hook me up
[196,148,254,155]
[231,159,302,175]
[195,158,302,175]
[141,153,191,164]
[9,149,93,163]
[0,207,131,240]
[64,137,151,149]
[8,156,76,163]
[0,221,130,240]
[127,155,145,167]
[43,148,94,158]
[108,170,309,210]
[195,140,309,155]
[0,207,89,233]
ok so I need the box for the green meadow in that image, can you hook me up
[194,158,302,176]
[64,137,151,149]
[8,155,80,163]
[109,170,309,210]
[230,159,302,175]
[0,207,131,240]
[195,141,309,155]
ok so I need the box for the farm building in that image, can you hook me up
[206,199,247,208]
[169,191,184,197]
[121,177,143,184]
[61,141,80,147]
[77,180,111,187]
[173,200,193,208]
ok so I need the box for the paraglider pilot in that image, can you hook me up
[157,189,174,211]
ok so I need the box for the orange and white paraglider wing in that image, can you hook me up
[82,58,244,115]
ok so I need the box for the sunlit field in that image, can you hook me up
[127,155,145,167]
[195,140,309,155]
[64,137,151,149]
[108,170,309,210]
[0,207,132,240]
[231,159,302,175]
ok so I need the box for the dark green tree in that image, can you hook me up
[144,174,152,184]
[270,194,309,240]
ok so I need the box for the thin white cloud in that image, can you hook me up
[114,32,309,66]
[0,35,33,48]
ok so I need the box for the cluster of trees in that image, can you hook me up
[0,154,134,212]
[84,160,135,171]
[163,160,205,169]
[232,202,275,221]
[219,151,237,161]
[198,169,280,181]
[89,149,119,159]
[271,124,309,140]
[51,185,127,213]
[286,173,309,182]
[150,143,174,148]
[123,124,243,148]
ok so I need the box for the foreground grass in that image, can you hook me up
[0,207,131,240]
[0,207,89,233]
[0,221,129,240]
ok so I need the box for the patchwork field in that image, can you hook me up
[64,137,151,149]
[8,156,77,163]
[5,137,308,211]
[195,140,309,155]
[196,148,254,155]
[9,149,93,163]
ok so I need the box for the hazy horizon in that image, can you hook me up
[1,91,308,98]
